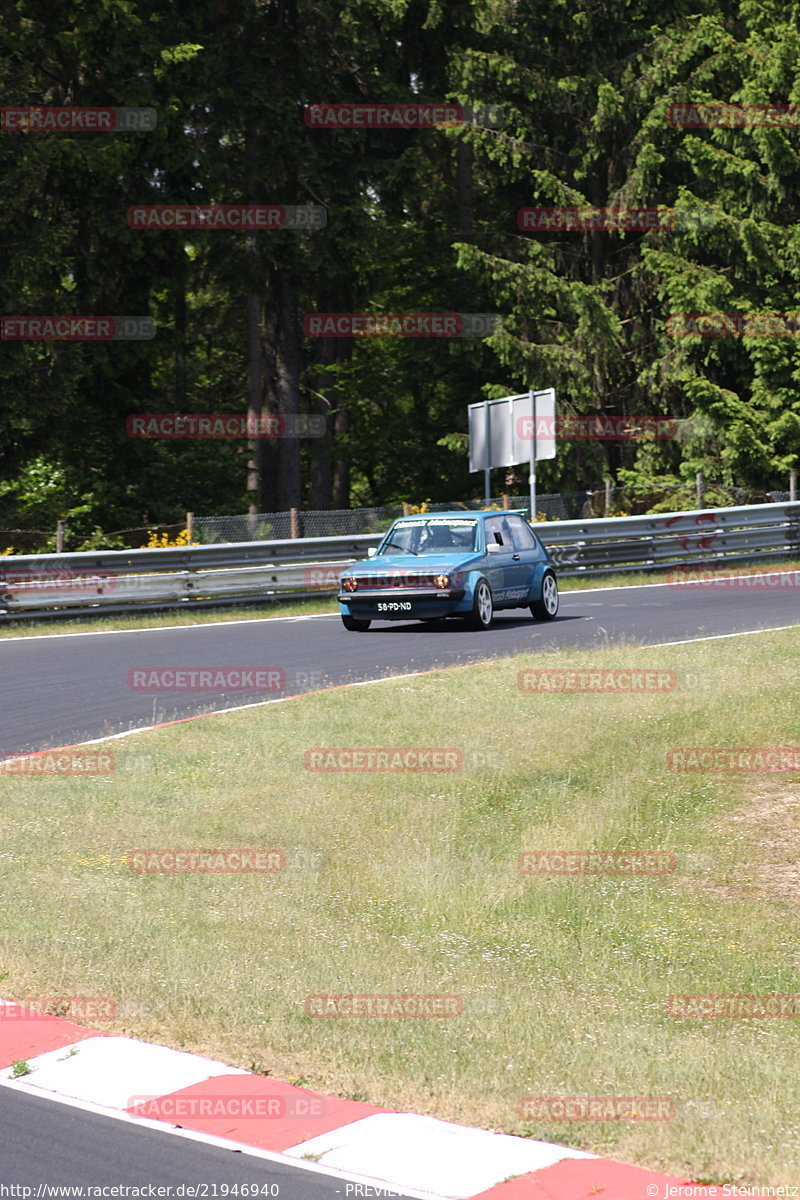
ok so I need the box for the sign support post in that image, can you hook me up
[528,389,537,523]
[484,404,491,502]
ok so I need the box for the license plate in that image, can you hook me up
[377,601,412,612]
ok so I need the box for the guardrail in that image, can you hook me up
[1,501,798,621]
[541,501,800,574]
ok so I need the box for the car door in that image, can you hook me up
[505,515,542,601]
[483,516,520,603]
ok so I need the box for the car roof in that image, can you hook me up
[393,509,529,521]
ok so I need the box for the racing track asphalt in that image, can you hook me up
[0,578,798,1189]
[0,1085,422,1196]
[1,579,798,760]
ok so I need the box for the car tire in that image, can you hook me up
[466,578,493,630]
[342,615,371,631]
[530,570,558,620]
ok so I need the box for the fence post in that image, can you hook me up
[290,507,301,539]
[604,478,613,515]
[186,512,194,544]
[502,494,509,510]
[56,520,66,553]
[402,503,410,516]
[696,472,704,508]
[791,468,797,502]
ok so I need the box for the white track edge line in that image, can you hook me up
[4,564,798,642]
[0,611,338,643]
[647,622,800,648]
[0,669,437,761]
[2,622,798,766]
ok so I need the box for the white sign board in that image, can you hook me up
[523,388,556,462]
[468,389,556,471]
[468,388,556,519]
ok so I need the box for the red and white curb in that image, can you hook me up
[0,1000,717,1199]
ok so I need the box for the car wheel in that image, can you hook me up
[466,578,493,630]
[342,615,371,631]
[530,570,558,620]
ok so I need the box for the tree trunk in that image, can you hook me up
[456,140,474,235]
[308,337,335,508]
[276,273,301,509]
[331,402,350,509]
[246,276,264,519]
[174,261,187,411]
[260,282,281,513]
[244,113,266,521]
[308,336,354,508]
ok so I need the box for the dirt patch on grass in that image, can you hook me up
[724,786,800,906]
[670,784,800,909]
[686,785,800,909]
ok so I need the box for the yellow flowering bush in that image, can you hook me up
[141,527,191,549]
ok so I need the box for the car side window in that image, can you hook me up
[507,516,537,551]
[484,517,505,547]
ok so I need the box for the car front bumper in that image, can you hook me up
[338,587,468,620]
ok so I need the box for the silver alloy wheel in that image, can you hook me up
[476,580,493,627]
[529,570,559,620]
[542,572,559,615]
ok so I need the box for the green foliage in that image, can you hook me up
[0,0,798,530]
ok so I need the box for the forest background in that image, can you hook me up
[2,0,799,548]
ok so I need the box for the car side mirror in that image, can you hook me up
[367,546,377,558]
[486,542,503,553]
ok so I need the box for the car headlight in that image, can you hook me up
[342,577,358,592]
[433,573,449,589]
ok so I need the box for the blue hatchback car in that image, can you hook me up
[338,509,559,631]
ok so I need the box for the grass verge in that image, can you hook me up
[0,596,336,638]
[0,629,799,1183]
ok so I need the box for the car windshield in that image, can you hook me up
[379,518,478,556]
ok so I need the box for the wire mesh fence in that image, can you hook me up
[0,529,54,555]
[191,483,792,542]
[0,523,189,555]
[192,498,571,542]
[193,507,406,543]
[2,483,794,554]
